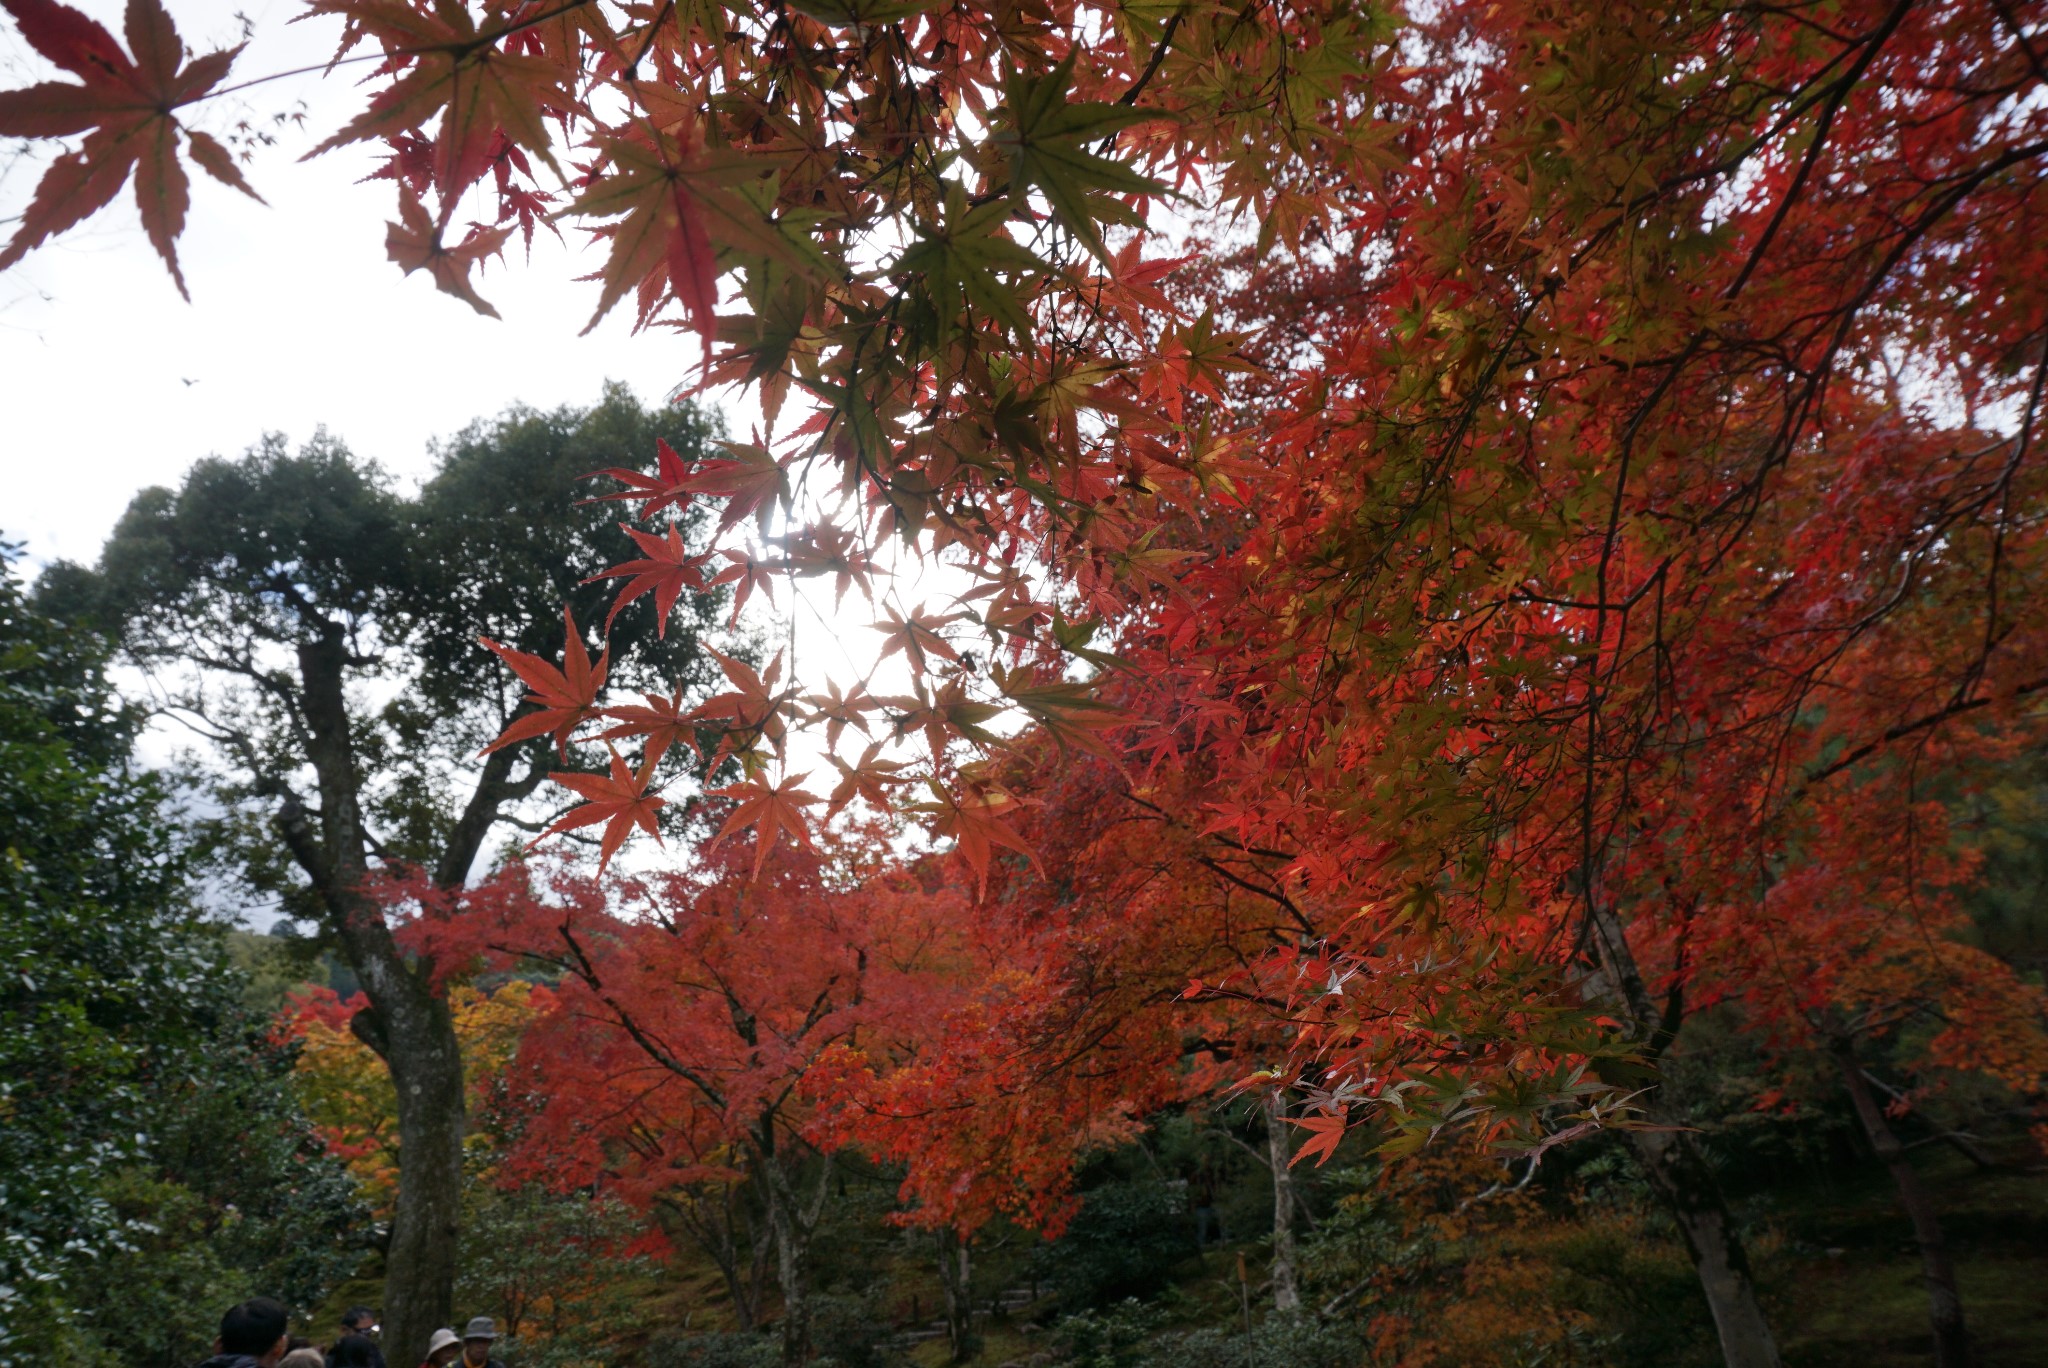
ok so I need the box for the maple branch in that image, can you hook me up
[1858,1069,2001,1170]
[556,919,731,1110]
[1723,0,1915,301]
[1116,7,1185,109]
[1796,672,2048,794]
[1992,0,2048,85]
[205,0,600,103]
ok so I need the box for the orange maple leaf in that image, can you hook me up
[302,0,571,201]
[386,185,513,317]
[824,741,907,817]
[480,606,609,758]
[693,646,787,764]
[706,772,821,880]
[594,687,702,768]
[706,550,782,628]
[536,747,664,875]
[913,776,1038,897]
[587,522,708,636]
[0,0,261,298]
[1288,1108,1350,1169]
[873,602,966,676]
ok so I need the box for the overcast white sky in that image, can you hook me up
[1,0,742,569]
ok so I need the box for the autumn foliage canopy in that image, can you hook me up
[8,0,2048,1191]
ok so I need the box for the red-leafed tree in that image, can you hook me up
[392,835,993,1366]
[12,3,2048,1366]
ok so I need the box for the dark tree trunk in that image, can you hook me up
[1626,1121,1781,1368]
[1262,1091,1302,1313]
[756,1126,832,1368]
[936,1226,975,1362]
[1578,899,1782,1368]
[284,626,471,1367]
[1833,1039,1971,1367]
[350,969,466,1367]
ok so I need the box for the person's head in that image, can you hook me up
[329,1332,379,1368]
[217,1298,291,1367]
[424,1328,461,1368]
[460,1317,498,1366]
[341,1307,379,1339]
[278,1349,326,1368]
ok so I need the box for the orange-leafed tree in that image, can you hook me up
[279,979,555,1207]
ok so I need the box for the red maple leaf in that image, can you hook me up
[588,522,708,636]
[0,0,261,298]
[677,441,792,536]
[480,606,609,758]
[585,437,694,520]
[536,747,665,874]
[595,687,702,767]
[1288,1108,1349,1169]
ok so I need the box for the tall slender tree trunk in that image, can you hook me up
[1626,1122,1780,1368]
[361,978,466,1368]
[1262,1091,1302,1313]
[1577,899,1782,1368]
[936,1226,976,1361]
[1832,1039,1971,1367]
[757,1129,832,1368]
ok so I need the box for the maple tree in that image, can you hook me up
[393,837,985,1366]
[10,1,2048,1364]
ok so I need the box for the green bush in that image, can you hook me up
[1052,1299,1169,1368]
[643,1331,782,1368]
[1033,1182,1193,1311]
[1137,1315,1364,1368]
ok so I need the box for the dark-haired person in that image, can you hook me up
[329,1333,381,1368]
[195,1298,290,1368]
[338,1308,388,1368]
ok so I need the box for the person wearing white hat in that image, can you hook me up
[419,1328,461,1368]
[459,1318,504,1368]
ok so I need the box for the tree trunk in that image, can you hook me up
[1262,1091,1302,1313]
[287,628,468,1367]
[936,1226,976,1361]
[757,1131,831,1368]
[771,1199,808,1368]
[1627,1122,1780,1368]
[1577,898,1781,1368]
[1833,1040,1971,1367]
[363,982,466,1366]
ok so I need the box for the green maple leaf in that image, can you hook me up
[893,181,1047,340]
[994,52,1168,262]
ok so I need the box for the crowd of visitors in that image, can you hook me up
[196,1301,507,1368]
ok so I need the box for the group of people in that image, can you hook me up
[197,1300,509,1368]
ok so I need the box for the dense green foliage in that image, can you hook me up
[0,551,360,1365]
[37,383,729,899]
